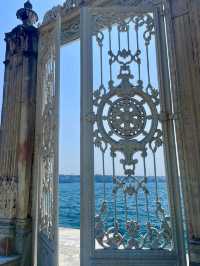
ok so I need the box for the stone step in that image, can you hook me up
[0,256,20,266]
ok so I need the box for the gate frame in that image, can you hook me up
[80,4,186,266]
[33,16,61,266]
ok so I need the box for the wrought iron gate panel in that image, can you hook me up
[81,5,186,266]
[34,17,60,266]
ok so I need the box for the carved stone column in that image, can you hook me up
[0,1,38,263]
[167,0,200,264]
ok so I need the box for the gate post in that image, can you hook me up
[0,1,38,263]
[166,0,200,264]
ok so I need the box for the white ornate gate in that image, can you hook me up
[33,17,60,266]
[80,4,186,266]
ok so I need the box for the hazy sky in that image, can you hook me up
[0,1,165,176]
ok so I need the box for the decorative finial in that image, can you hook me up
[16,1,38,26]
[24,0,32,10]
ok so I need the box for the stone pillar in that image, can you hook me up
[167,0,200,264]
[0,1,38,264]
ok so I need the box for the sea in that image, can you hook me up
[59,175,170,229]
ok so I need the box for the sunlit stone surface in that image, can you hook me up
[59,228,80,266]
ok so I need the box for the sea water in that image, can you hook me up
[59,175,170,230]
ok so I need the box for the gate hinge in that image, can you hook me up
[159,112,180,122]
[85,112,96,124]
[160,8,165,18]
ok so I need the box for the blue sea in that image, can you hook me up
[59,175,170,229]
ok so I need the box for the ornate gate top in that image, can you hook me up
[42,0,162,26]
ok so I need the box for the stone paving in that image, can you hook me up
[59,228,191,266]
[59,228,80,266]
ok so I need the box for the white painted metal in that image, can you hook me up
[33,16,61,266]
[80,7,94,266]
[80,5,187,266]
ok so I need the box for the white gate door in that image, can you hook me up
[33,17,60,266]
[80,4,186,266]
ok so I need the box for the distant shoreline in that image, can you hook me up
[59,174,166,183]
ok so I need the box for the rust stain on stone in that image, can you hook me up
[19,141,32,162]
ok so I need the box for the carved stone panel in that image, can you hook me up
[0,177,17,219]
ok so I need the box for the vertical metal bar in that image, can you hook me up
[152,151,159,201]
[100,44,103,88]
[112,157,117,224]
[124,193,128,223]
[118,29,121,51]
[145,43,151,91]
[154,6,187,266]
[135,193,139,222]
[80,7,94,266]
[127,26,130,51]
[143,156,150,221]
[102,151,106,201]
[108,26,113,88]
[135,25,141,85]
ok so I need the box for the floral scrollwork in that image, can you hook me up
[93,9,173,250]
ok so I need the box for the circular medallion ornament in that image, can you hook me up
[107,97,147,139]
[96,87,159,146]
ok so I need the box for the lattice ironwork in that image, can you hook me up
[36,25,59,241]
[91,9,172,250]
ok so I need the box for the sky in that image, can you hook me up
[0,1,165,176]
